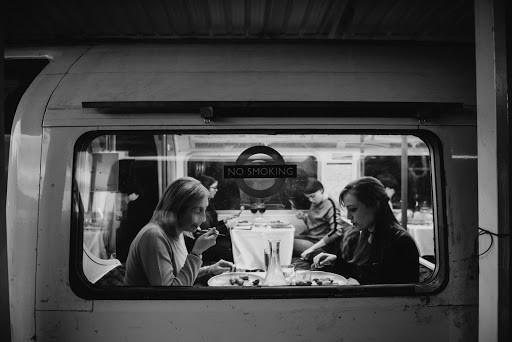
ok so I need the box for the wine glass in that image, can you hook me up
[255,202,266,223]
[257,203,266,216]
[250,203,258,223]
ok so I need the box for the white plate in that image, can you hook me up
[208,272,264,287]
[234,225,252,230]
[270,223,293,228]
[269,220,288,224]
[346,277,360,285]
[296,271,349,286]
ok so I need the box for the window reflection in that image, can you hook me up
[74,133,435,287]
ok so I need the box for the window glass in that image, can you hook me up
[74,133,435,290]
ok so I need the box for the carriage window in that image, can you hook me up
[73,132,438,296]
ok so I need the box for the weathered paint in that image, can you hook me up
[6,46,91,341]
[475,0,510,341]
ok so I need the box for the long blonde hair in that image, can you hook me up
[151,177,209,237]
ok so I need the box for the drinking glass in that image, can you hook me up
[250,204,258,223]
[281,265,296,285]
[295,270,312,284]
[257,203,266,220]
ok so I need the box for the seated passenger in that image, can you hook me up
[293,180,350,259]
[312,177,419,284]
[124,177,234,286]
[375,173,398,209]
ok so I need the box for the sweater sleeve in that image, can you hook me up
[138,230,202,286]
[321,202,349,245]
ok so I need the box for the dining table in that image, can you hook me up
[407,224,434,256]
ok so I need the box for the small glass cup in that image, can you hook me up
[295,270,311,285]
[281,265,295,285]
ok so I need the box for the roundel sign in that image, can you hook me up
[224,146,297,198]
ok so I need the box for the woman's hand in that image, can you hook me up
[312,253,337,269]
[191,228,218,255]
[208,259,235,276]
[300,247,315,260]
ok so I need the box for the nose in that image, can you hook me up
[347,212,353,221]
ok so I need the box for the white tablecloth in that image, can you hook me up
[231,226,295,269]
[407,224,434,256]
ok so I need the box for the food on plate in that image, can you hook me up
[228,275,260,286]
[295,281,313,286]
[295,278,334,286]
[312,277,334,286]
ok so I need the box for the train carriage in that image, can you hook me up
[4,43,479,341]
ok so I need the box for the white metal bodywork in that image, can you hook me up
[7,44,477,341]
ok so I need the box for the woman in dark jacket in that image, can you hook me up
[312,177,419,284]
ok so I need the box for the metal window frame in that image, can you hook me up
[69,127,447,300]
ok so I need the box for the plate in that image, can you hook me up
[234,225,252,230]
[234,221,252,230]
[208,272,264,287]
[346,277,360,285]
[296,271,349,286]
[269,221,293,228]
[270,220,288,224]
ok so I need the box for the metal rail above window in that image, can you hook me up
[81,101,465,122]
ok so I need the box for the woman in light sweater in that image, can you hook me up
[124,177,234,286]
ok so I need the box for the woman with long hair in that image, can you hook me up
[124,177,233,286]
[312,177,419,284]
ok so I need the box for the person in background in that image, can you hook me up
[197,175,239,233]
[312,177,419,284]
[293,179,349,260]
[124,177,233,286]
[376,173,398,209]
[115,162,159,263]
[184,175,240,263]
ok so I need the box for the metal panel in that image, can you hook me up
[42,44,475,113]
[5,47,91,342]
[6,0,474,43]
[35,302,476,341]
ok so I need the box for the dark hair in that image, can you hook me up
[339,176,399,228]
[304,179,324,195]
[197,175,217,189]
[151,177,209,236]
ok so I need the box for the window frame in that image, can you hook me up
[69,128,447,300]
